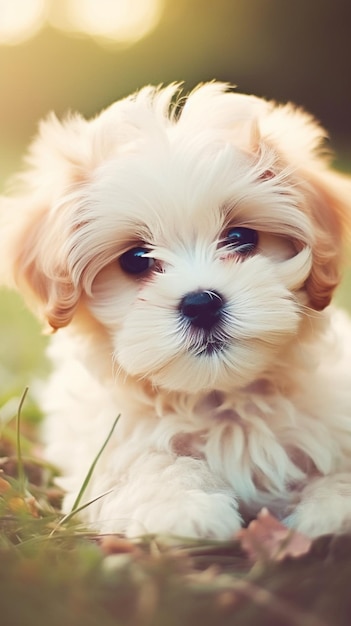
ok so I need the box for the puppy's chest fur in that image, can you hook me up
[44,329,350,523]
[152,384,336,512]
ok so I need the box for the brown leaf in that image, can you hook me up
[237,508,312,562]
[98,534,141,556]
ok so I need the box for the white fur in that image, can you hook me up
[2,82,351,538]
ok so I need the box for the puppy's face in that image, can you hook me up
[86,144,306,392]
[1,84,350,393]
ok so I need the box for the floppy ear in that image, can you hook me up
[0,94,145,330]
[0,195,82,331]
[302,169,351,310]
[0,113,94,330]
[0,89,154,330]
[260,103,351,311]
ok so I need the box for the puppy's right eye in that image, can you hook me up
[119,247,155,275]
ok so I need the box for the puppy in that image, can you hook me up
[1,82,351,539]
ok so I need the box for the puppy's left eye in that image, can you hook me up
[223,227,258,254]
[119,247,155,274]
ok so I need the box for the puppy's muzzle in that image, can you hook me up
[179,290,224,331]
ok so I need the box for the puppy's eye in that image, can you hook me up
[223,227,258,254]
[119,247,155,274]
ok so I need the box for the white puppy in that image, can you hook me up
[1,83,351,538]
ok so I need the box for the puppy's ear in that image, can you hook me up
[0,113,93,330]
[0,95,143,330]
[260,104,351,310]
[303,169,351,310]
[0,196,82,332]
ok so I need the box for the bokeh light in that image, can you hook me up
[0,0,46,45]
[59,0,165,45]
[0,0,165,47]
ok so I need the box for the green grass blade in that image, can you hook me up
[49,488,115,536]
[16,386,29,496]
[70,414,120,513]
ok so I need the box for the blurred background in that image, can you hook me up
[0,0,351,407]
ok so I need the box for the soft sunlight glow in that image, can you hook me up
[0,0,46,45]
[0,0,164,47]
[52,0,165,46]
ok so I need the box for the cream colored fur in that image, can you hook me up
[1,82,351,538]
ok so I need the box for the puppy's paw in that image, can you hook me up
[127,491,242,539]
[96,490,242,540]
[284,474,351,537]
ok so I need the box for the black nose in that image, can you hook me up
[180,290,224,330]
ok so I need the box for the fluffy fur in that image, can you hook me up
[2,82,351,538]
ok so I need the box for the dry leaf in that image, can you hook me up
[237,508,312,561]
[98,535,141,556]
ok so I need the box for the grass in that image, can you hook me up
[1,422,351,626]
[2,441,351,626]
